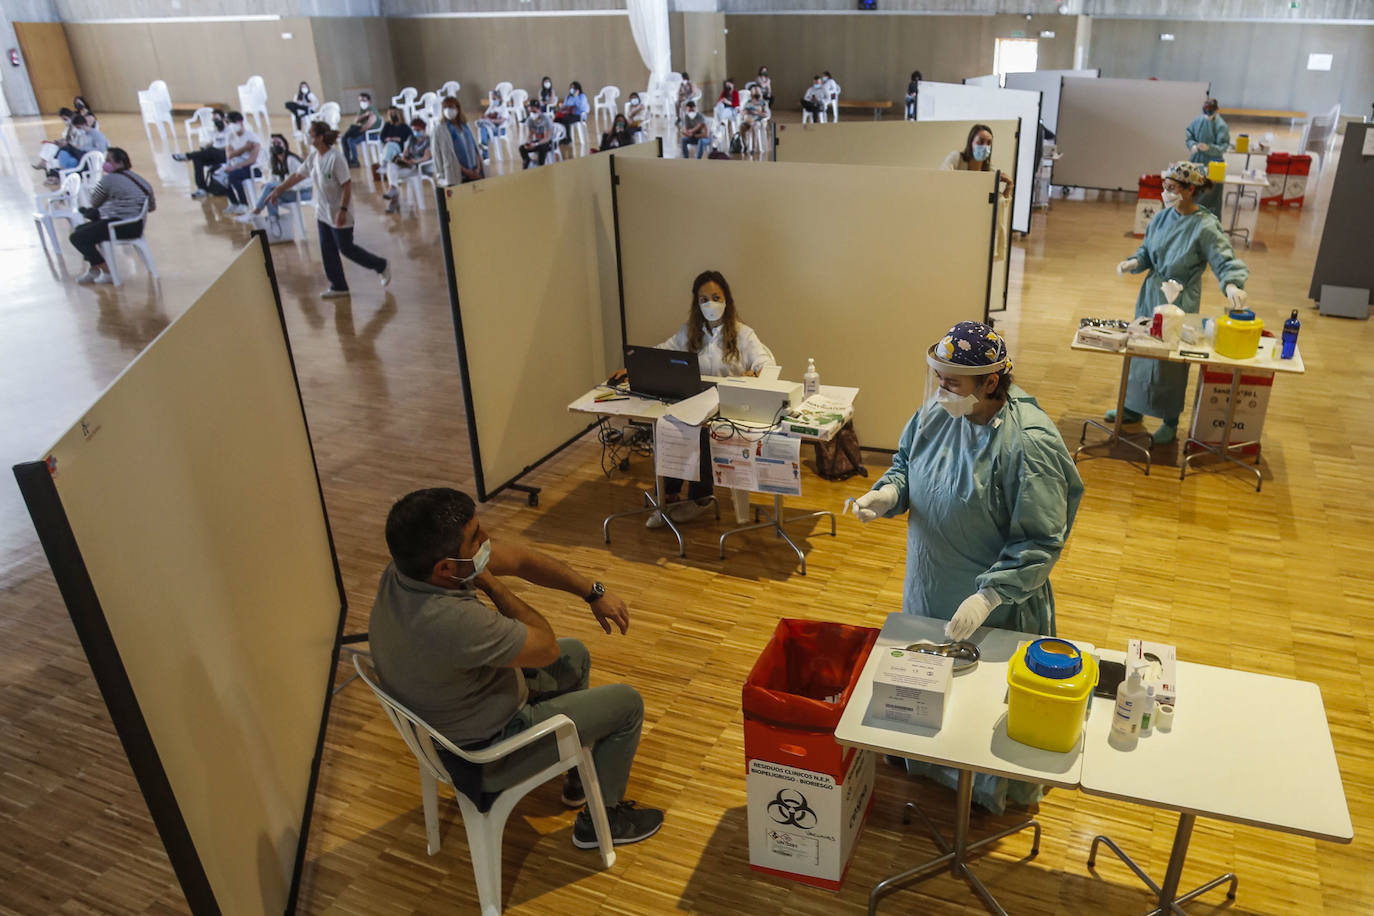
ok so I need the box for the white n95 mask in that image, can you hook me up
[936,387,978,418]
[699,300,725,322]
[1161,190,1182,208]
[450,540,491,585]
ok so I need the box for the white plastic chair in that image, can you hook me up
[98,198,158,287]
[60,150,106,206]
[507,89,530,141]
[183,107,216,149]
[570,112,589,153]
[593,86,620,134]
[416,91,441,125]
[238,75,270,135]
[438,80,461,100]
[547,122,568,163]
[33,173,84,266]
[392,87,419,122]
[826,82,842,123]
[138,80,174,145]
[353,655,614,916]
[361,125,384,176]
[492,81,513,106]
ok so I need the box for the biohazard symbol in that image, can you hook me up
[766,788,818,829]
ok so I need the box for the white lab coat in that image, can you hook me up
[658,320,776,377]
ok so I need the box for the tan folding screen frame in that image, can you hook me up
[13,237,346,914]
[442,142,661,502]
[614,157,999,448]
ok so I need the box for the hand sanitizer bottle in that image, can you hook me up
[1108,665,1148,751]
[803,358,820,398]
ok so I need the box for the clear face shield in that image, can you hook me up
[918,345,1006,437]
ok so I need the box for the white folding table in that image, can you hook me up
[834,613,1092,915]
[1081,650,1353,916]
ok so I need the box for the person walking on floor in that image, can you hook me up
[265,121,390,299]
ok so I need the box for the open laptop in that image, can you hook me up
[622,345,708,402]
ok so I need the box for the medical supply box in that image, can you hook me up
[1006,639,1098,753]
[866,648,953,730]
[1127,639,1177,706]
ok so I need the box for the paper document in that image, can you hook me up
[817,385,859,408]
[654,416,701,481]
[708,434,758,490]
[754,434,802,496]
[758,365,782,381]
[1363,128,1374,157]
[665,387,719,426]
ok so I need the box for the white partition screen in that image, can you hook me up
[442,142,661,502]
[1054,77,1210,191]
[1003,68,1099,134]
[916,80,1041,235]
[963,73,1003,88]
[614,158,999,446]
[13,237,346,915]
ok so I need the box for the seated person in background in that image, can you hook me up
[174,109,229,199]
[822,71,841,107]
[378,107,413,167]
[520,99,555,169]
[679,101,710,159]
[43,113,111,184]
[341,91,382,167]
[285,81,319,131]
[739,85,768,138]
[801,75,827,121]
[73,95,99,131]
[942,122,1013,199]
[625,92,648,131]
[906,70,922,120]
[382,118,432,213]
[478,95,507,154]
[676,72,695,120]
[69,147,156,285]
[538,76,558,112]
[371,487,663,849]
[714,78,740,124]
[207,111,261,215]
[34,107,76,182]
[756,66,773,107]
[597,114,636,152]
[245,133,310,223]
[611,271,776,527]
[554,81,590,144]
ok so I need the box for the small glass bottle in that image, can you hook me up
[1281,309,1300,359]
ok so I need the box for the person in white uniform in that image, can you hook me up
[614,270,776,528]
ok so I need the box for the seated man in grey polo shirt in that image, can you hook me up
[370,487,663,848]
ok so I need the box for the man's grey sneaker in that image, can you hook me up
[572,801,663,849]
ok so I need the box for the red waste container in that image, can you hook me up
[1133,174,1164,237]
[1260,152,1289,205]
[1282,153,1311,208]
[743,618,879,890]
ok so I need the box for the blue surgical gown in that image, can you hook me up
[871,384,1084,812]
[1186,114,1230,217]
[1124,207,1249,420]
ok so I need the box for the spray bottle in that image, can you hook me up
[1108,664,1149,751]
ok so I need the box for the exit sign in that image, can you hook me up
[1011,29,1025,38]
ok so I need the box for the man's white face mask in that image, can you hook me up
[935,387,979,418]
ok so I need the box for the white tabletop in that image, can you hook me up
[834,613,1092,789]
[1224,174,1269,188]
[1073,335,1305,375]
[1081,650,1353,843]
[568,386,668,421]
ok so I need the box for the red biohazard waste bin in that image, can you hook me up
[1282,153,1311,208]
[743,618,879,890]
[1260,152,1289,205]
[1133,174,1164,237]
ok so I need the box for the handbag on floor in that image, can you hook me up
[812,421,868,481]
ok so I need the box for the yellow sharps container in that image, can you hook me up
[1006,638,1098,753]
[1214,308,1264,359]
[1208,160,1227,183]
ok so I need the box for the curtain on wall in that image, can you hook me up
[627,0,671,91]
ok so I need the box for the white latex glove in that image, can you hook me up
[1225,284,1248,308]
[1116,258,1138,275]
[944,588,1002,642]
[1196,142,1210,152]
[848,484,899,523]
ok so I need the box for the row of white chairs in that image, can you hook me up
[141,75,278,148]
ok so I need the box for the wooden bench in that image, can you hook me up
[170,102,229,115]
[836,99,894,121]
[1227,108,1306,122]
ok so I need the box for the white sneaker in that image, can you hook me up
[91,272,113,285]
[225,204,247,215]
[234,211,259,224]
[320,287,350,299]
[379,263,391,287]
[669,500,709,524]
[645,510,667,529]
[76,269,97,284]
[190,189,208,199]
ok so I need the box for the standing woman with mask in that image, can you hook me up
[942,123,1012,199]
[849,321,1082,813]
[431,96,484,186]
[1186,98,1229,218]
[611,271,776,528]
[1111,161,1249,444]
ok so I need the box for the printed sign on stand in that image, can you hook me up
[707,432,803,495]
[1187,366,1274,456]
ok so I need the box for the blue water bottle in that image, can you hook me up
[1281,309,1300,359]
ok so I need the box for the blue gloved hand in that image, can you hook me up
[944,588,1002,641]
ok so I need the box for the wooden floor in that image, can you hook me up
[2,113,1371,916]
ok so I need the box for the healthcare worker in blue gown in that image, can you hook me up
[1185,98,1229,217]
[1110,160,1250,445]
[849,321,1084,813]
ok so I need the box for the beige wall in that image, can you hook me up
[311,16,397,114]
[64,16,321,116]
[724,13,1075,109]
[387,15,648,116]
[682,12,727,105]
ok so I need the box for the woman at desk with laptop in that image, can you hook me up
[613,270,777,529]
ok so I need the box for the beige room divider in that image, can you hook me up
[614,157,1000,448]
[13,237,346,914]
[773,119,1017,314]
[442,142,661,502]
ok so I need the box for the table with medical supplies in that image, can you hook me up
[1071,335,1304,490]
[834,614,1092,915]
[569,380,856,572]
[1080,648,1352,916]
